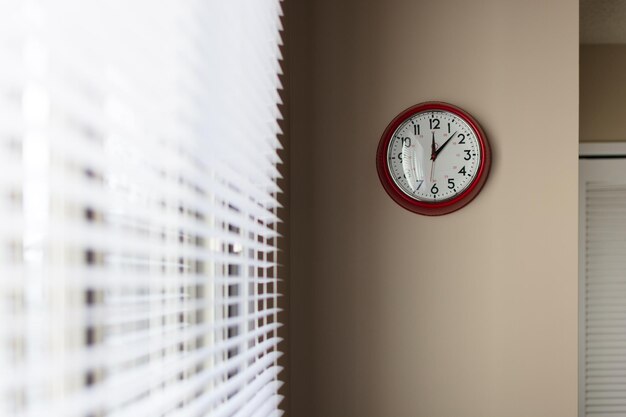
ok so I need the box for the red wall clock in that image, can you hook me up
[376,101,491,216]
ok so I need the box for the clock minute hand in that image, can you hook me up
[430,131,436,161]
[433,131,457,160]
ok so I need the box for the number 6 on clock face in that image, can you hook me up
[376,102,491,216]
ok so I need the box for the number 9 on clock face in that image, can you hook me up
[376,102,491,216]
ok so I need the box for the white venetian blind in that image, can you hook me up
[0,1,285,416]
[581,157,626,417]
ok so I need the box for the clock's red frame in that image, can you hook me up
[376,101,491,216]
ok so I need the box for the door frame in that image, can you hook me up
[580,142,626,157]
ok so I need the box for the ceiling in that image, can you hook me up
[581,0,626,43]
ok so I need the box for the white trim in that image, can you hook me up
[578,160,586,417]
[580,141,626,156]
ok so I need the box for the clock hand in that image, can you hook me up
[430,160,435,183]
[430,131,436,160]
[433,131,457,160]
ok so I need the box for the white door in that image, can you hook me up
[580,157,626,417]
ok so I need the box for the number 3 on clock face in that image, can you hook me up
[376,102,491,216]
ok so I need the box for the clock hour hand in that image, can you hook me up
[433,131,457,160]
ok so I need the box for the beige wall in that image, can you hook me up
[289,1,578,416]
[581,44,626,142]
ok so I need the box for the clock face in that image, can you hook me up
[387,111,480,202]
[376,102,491,215]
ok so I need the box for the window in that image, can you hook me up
[0,1,285,415]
